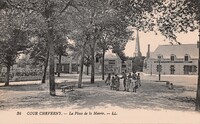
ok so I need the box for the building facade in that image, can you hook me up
[103,50,122,74]
[143,44,198,75]
[55,50,123,74]
[55,55,79,74]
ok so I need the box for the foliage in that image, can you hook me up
[110,0,164,31]
[54,33,69,57]
[29,35,48,67]
[155,0,199,41]
[0,6,31,85]
[0,8,30,67]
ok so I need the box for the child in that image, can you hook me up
[133,81,138,92]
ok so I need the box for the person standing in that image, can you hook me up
[105,73,111,85]
[127,73,132,92]
[115,74,120,91]
[120,72,127,91]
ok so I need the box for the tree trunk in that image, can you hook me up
[48,23,55,96]
[5,65,10,86]
[102,48,105,80]
[78,41,86,88]
[90,40,95,84]
[86,65,89,75]
[42,0,55,96]
[42,50,49,83]
[57,55,62,77]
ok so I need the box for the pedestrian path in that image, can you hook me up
[0,74,104,86]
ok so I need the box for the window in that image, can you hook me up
[184,55,189,61]
[170,55,175,61]
[184,65,197,74]
[170,65,175,74]
[109,60,115,65]
[191,65,197,72]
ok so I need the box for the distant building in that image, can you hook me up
[55,55,79,74]
[133,30,142,57]
[55,49,123,74]
[143,44,198,75]
[103,50,122,74]
[1,50,126,76]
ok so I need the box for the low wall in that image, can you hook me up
[12,76,43,81]
[0,76,44,82]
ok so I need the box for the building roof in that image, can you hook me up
[105,50,120,59]
[150,44,198,59]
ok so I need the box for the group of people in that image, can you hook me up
[105,72,141,92]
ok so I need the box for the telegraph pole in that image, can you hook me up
[158,60,161,81]
[157,56,162,81]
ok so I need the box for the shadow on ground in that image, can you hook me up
[0,80,196,112]
[65,81,196,111]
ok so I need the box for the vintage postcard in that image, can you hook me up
[0,0,200,124]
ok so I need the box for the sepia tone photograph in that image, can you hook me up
[0,0,200,123]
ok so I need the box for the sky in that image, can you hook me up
[124,30,199,57]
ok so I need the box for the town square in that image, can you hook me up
[0,0,200,123]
